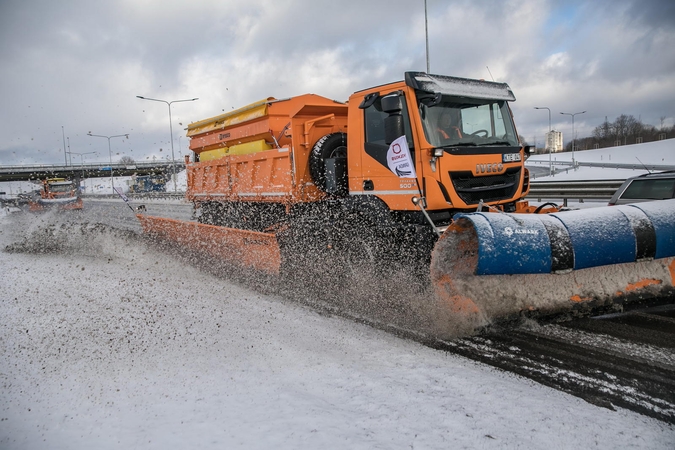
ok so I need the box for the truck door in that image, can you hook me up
[358,91,419,206]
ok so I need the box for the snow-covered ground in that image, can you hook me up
[1,208,674,449]
[78,171,187,195]
[80,177,133,195]
[527,139,674,181]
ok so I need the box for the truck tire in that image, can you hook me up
[309,132,347,192]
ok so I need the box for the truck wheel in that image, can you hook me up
[309,132,347,192]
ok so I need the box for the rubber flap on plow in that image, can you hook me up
[431,199,675,333]
[136,215,281,275]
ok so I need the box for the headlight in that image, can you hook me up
[432,148,444,157]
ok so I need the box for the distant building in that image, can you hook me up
[546,130,563,153]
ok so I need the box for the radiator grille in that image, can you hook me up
[450,168,521,205]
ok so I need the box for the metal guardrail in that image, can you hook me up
[82,193,185,201]
[526,179,624,204]
[80,180,624,206]
[577,162,675,171]
[527,160,675,171]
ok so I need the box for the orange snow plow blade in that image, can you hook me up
[431,200,675,333]
[136,215,281,275]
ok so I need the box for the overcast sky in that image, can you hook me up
[1,0,673,165]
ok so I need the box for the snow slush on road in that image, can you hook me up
[3,206,675,447]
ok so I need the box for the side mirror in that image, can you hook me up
[359,92,380,109]
[382,93,405,144]
[381,94,402,113]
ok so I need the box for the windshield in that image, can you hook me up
[48,183,74,193]
[418,96,519,148]
[621,178,675,200]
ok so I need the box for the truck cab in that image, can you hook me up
[345,72,529,225]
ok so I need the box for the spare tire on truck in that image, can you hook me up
[309,132,347,195]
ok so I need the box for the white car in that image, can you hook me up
[608,171,675,205]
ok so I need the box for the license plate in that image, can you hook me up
[503,153,521,162]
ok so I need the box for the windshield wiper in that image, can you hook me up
[442,142,477,148]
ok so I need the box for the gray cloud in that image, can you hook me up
[0,0,673,165]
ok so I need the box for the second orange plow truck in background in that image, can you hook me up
[137,72,675,337]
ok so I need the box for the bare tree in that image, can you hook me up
[578,114,672,151]
[119,156,135,165]
[593,117,612,140]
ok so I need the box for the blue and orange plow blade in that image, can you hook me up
[431,199,675,333]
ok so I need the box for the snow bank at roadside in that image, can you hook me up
[527,139,674,180]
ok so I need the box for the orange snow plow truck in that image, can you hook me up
[29,178,83,211]
[137,72,675,333]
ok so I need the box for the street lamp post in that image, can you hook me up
[136,96,198,193]
[534,107,552,176]
[62,126,67,166]
[424,0,430,73]
[87,133,129,193]
[67,151,97,178]
[560,111,586,169]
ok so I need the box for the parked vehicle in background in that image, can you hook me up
[608,171,675,205]
[128,175,167,193]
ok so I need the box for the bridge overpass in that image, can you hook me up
[0,161,185,182]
